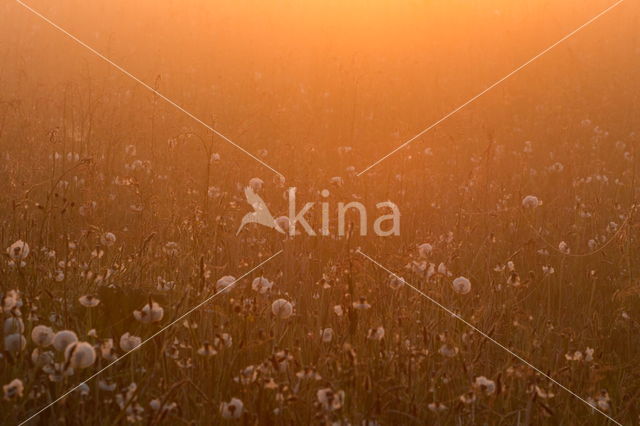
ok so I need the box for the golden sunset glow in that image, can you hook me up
[0,0,638,424]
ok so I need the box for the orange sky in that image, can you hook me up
[1,0,637,178]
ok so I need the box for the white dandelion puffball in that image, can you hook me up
[4,317,24,335]
[387,274,405,290]
[438,262,452,276]
[7,240,29,261]
[251,277,273,294]
[522,195,542,209]
[100,232,116,247]
[474,376,496,395]
[64,341,96,369]
[452,276,471,294]
[31,348,54,367]
[320,328,334,343]
[330,176,344,186]
[317,388,345,411]
[78,295,100,308]
[439,344,459,358]
[271,298,293,319]
[220,397,244,419]
[119,332,142,352]
[77,383,90,397]
[249,177,264,192]
[1,290,22,311]
[98,380,117,392]
[133,301,164,324]
[216,275,236,294]
[52,330,78,352]
[418,243,433,258]
[3,378,24,400]
[4,333,26,354]
[100,339,117,361]
[31,325,54,347]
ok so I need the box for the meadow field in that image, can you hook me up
[1,0,639,424]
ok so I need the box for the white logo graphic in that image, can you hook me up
[236,187,285,235]
[236,187,400,237]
